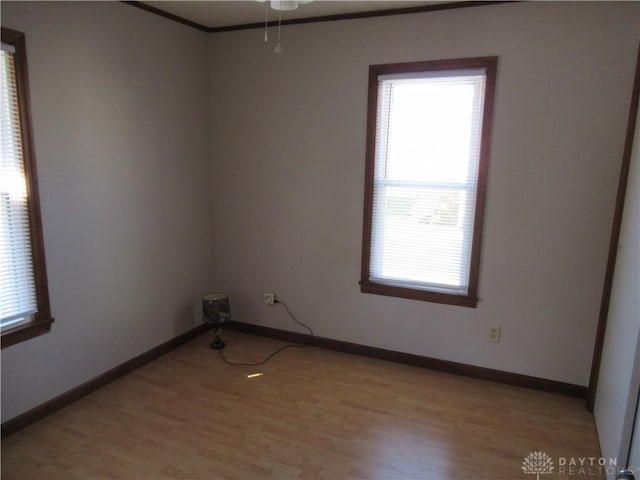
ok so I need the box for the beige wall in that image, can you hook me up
[208,1,639,386]
[1,2,213,421]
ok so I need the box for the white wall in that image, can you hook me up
[208,2,639,386]
[594,57,640,478]
[1,2,213,422]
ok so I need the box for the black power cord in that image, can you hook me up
[276,300,314,343]
[219,299,315,367]
[219,343,305,367]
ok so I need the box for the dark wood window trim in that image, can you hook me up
[1,27,54,348]
[360,56,497,308]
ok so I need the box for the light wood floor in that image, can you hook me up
[2,331,602,479]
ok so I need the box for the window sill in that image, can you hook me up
[1,317,54,349]
[360,280,478,308]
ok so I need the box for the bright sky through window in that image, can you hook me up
[385,78,477,183]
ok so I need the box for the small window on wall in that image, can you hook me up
[1,27,54,347]
[360,57,497,308]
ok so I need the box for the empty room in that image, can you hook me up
[1,1,639,479]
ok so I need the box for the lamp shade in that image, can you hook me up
[202,293,230,326]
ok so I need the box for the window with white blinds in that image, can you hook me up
[1,42,37,329]
[1,27,53,347]
[361,58,497,307]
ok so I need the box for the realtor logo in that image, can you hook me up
[522,451,555,480]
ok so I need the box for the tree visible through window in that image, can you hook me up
[1,27,53,347]
[360,57,497,307]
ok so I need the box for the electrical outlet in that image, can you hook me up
[488,325,501,343]
[264,293,276,305]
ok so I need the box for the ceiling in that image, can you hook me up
[138,1,450,31]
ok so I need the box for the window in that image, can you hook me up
[1,27,53,347]
[360,57,497,307]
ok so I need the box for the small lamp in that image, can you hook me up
[202,293,230,349]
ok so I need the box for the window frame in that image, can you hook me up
[1,27,53,348]
[359,56,497,308]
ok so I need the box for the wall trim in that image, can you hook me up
[1,323,211,438]
[123,1,513,34]
[226,320,587,399]
[122,1,209,32]
[206,1,511,33]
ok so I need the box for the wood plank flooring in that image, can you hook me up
[2,331,603,479]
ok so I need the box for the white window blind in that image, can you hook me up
[369,69,486,295]
[0,43,38,329]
